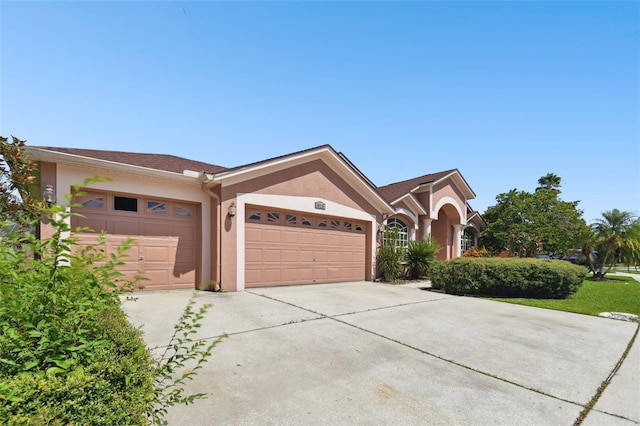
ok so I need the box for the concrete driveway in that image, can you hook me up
[121,282,639,426]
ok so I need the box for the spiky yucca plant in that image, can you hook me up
[406,237,441,279]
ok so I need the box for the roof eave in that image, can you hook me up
[389,193,427,216]
[25,147,201,184]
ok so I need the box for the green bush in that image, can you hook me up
[430,257,587,299]
[376,226,405,282]
[377,243,404,282]
[0,211,155,424]
[0,213,217,425]
[0,307,154,425]
[406,237,441,279]
[1,141,218,425]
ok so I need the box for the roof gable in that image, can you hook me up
[378,170,457,202]
[206,145,393,214]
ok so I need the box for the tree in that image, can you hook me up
[536,173,562,194]
[585,209,640,279]
[481,184,590,257]
[0,136,41,228]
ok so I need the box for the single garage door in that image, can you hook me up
[245,207,366,288]
[71,190,199,290]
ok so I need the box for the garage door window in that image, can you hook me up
[267,212,280,223]
[175,207,191,217]
[114,196,138,212]
[246,208,365,234]
[146,201,167,214]
[79,194,105,209]
[285,214,297,225]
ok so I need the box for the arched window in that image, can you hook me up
[461,227,475,253]
[384,218,409,251]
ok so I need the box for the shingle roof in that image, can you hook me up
[214,144,333,175]
[31,147,228,175]
[377,169,457,202]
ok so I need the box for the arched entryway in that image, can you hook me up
[432,203,463,260]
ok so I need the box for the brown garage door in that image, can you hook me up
[71,190,199,290]
[245,207,366,288]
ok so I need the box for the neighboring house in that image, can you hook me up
[26,145,483,291]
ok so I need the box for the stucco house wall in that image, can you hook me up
[44,160,214,286]
[27,145,483,291]
[218,159,381,291]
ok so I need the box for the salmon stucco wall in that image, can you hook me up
[53,162,213,287]
[218,159,381,291]
[415,191,431,218]
[433,209,452,261]
[226,159,378,213]
[431,181,466,221]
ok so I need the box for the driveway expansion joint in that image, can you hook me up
[246,289,588,411]
[573,322,640,426]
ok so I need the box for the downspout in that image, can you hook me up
[199,172,222,292]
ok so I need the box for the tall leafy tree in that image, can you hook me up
[481,184,590,257]
[585,209,640,279]
[536,172,562,192]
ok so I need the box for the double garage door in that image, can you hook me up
[245,207,367,288]
[71,190,199,291]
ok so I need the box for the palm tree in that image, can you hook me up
[588,209,640,279]
[536,173,562,193]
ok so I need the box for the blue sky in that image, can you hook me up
[1,1,638,223]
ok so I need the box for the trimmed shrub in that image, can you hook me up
[430,257,587,299]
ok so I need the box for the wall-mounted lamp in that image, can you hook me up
[227,202,237,218]
[42,185,55,207]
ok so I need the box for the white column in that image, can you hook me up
[421,218,432,239]
[453,224,463,258]
[409,227,417,241]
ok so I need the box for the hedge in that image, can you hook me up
[0,307,155,425]
[430,257,587,299]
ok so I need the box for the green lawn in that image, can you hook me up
[488,276,640,317]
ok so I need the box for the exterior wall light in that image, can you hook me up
[227,202,237,218]
[42,185,55,206]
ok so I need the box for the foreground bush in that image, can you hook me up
[430,257,587,298]
[0,189,216,425]
[0,213,155,424]
[0,307,154,425]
